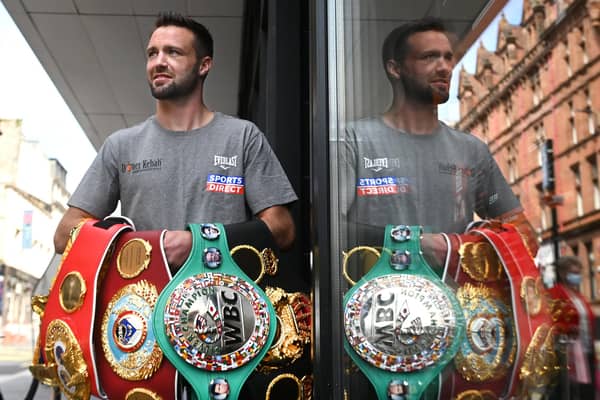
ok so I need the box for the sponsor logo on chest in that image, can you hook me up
[206,174,245,195]
[214,155,238,170]
[438,162,473,177]
[356,176,412,196]
[121,158,163,174]
[363,157,401,172]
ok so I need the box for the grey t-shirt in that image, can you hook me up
[69,112,298,230]
[341,117,520,233]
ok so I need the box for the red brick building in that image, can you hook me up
[457,0,600,314]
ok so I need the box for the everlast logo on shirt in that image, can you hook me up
[121,158,163,173]
[364,157,388,172]
[214,155,238,170]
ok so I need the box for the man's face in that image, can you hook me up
[146,26,206,100]
[398,30,454,105]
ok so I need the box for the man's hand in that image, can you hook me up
[498,209,539,256]
[421,233,449,273]
[163,230,193,271]
[54,207,98,254]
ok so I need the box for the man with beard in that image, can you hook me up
[341,19,539,400]
[341,17,536,261]
[54,12,297,267]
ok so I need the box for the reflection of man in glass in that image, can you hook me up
[342,17,537,263]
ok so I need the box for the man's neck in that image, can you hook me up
[155,96,214,131]
[383,98,439,134]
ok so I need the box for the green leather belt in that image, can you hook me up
[343,225,465,400]
[153,223,277,400]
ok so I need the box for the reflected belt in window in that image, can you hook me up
[343,225,466,400]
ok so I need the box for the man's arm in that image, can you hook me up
[54,207,99,254]
[164,205,296,270]
[256,205,295,251]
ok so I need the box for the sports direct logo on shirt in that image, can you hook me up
[356,176,411,196]
[206,174,245,194]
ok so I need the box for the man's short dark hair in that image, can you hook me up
[382,16,448,67]
[154,11,214,59]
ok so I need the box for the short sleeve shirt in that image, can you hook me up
[341,117,520,233]
[69,113,298,230]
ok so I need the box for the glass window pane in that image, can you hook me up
[328,1,599,399]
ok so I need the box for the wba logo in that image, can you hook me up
[364,157,388,172]
[214,155,238,170]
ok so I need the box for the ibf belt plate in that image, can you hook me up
[164,272,270,371]
[101,280,163,380]
[344,274,459,372]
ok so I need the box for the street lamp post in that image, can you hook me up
[541,138,563,262]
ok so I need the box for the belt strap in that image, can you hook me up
[39,219,132,399]
[439,229,517,399]
[95,229,178,400]
[472,224,558,398]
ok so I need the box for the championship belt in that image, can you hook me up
[31,218,133,399]
[153,223,277,400]
[257,286,312,373]
[95,230,177,400]
[439,229,518,400]
[343,225,466,400]
[470,223,559,398]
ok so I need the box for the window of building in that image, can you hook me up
[572,163,583,216]
[569,101,578,144]
[585,88,595,135]
[531,71,542,107]
[564,39,572,78]
[579,27,589,65]
[507,143,518,183]
[504,98,513,128]
[588,155,600,210]
[535,124,546,167]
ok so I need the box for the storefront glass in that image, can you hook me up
[327,0,600,398]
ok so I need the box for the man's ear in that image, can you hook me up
[385,59,402,80]
[199,56,213,78]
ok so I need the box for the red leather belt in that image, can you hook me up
[440,223,558,399]
[95,229,177,400]
[38,219,132,399]
[470,224,558,398]
[440,230,516,399]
